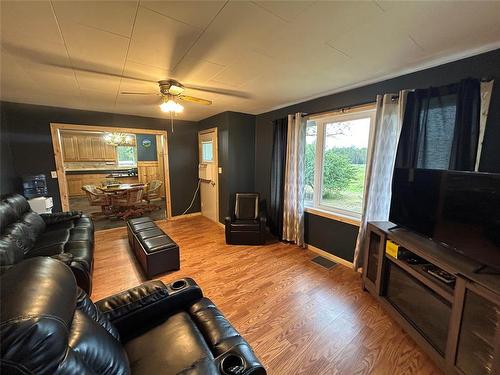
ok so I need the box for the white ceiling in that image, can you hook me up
[1,1,500,121]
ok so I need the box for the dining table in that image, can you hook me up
[97,183,146,220]
[96,183,145,194]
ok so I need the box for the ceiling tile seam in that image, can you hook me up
[73,21,132,40]
[170,0,230,73]
[250,1,290,23]
[372,1,386,13]
[49,0,81,93]
[114,1,141,107]
[325,42,352,59]
[138,4,203,29]
[408,34,426,52]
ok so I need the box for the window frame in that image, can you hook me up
[305,107,376,222]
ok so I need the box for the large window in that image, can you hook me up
[305,108,375,219]
[116,146,137,167]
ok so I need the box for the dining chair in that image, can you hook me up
[111,186,145,220]
[143,180,163,209]
[81,185,111,217]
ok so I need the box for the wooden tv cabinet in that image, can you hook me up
[362,221,499,375]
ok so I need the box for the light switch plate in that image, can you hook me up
[218,167,222,174]
[51,171,58,178]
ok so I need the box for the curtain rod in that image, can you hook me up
[299,100,377,119]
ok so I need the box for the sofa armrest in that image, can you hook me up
[40,211,82,225]
[95,278,203,341]
[216,344,267,375]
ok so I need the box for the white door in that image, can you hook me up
[198,129,218,223]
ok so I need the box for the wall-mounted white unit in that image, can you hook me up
[198,163,213,181]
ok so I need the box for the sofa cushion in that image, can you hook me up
[125,312,213,375]
[21,211,46,237]
[28,229,69,257]
[0,202,19,232]
[3,193,31,218]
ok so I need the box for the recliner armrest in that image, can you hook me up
[40,210,82,225]
[95,278,203,341]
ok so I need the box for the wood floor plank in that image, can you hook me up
[92,216,443,375]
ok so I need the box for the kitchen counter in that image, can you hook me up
[65,169,137,175]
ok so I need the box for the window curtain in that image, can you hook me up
[353,92,408,269]
[282,113,306,246]
[395,78,481,171]
[475,79,495,171]
[269,117,288,238]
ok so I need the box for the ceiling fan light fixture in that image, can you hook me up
[160,97,183,113]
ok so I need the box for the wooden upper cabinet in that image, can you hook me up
[61,133,116,162]
[104,143,116,161]
[90,136,105,160]
[61,134,79,161]
[76,136,93,160]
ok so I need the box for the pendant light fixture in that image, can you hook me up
[159,95,184,133]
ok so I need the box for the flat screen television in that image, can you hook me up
[389,168,500,271]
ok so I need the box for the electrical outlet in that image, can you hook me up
[50,171,58,178]
[218,167,223,174]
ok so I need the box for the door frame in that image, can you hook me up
[198,127,219,223]
[50,123,172,219]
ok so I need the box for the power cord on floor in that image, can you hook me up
[181,179,201,215]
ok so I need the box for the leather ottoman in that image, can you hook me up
[127,218,180,278]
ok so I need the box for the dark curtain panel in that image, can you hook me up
[395,78,481,171]
[269,117,288,238]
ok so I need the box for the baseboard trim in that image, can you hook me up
[169,212,202,221]
[306,244,354,269]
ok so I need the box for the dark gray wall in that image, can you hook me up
[255,48,500,262]
[198,111,256,222]
[0,102,200,215]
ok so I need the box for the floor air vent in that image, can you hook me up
[311,256,337,270]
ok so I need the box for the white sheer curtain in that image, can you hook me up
[353,92,409,269]
[282,112,306,247]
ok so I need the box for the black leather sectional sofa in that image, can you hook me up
[0,194,94,293]
[0,257,266,375]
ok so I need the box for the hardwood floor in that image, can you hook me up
[93,216,443,375]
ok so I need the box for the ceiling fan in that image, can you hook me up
[121,79,213,115]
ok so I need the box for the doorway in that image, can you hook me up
[50,123,172,231]
[198,128,219,223]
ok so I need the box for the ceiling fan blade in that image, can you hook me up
[178,95,212,105]
[120,92,159,95]
[2,43,158,83]
[183,83,252,99]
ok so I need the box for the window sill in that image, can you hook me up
[304,207,360,227]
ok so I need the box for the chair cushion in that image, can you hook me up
[230,220,260,232]
[235,193,259,220]
[124,311,214,375]
[140,235,177,254]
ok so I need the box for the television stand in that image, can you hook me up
[362,221,499,375]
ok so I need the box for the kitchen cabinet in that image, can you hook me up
[104,143,116,161]
[61,134,79,161]
[61,133,117,162]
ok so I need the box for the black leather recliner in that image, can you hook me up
[0,257,266,375]
[225,193,266,245]
[0,193,94,293]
